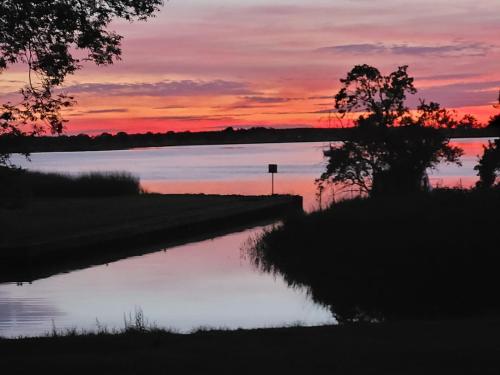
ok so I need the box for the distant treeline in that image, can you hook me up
[1,126,498,153]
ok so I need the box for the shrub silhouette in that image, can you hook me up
[475,139,500,188]
[320,65,466,197]
[249,189,500,322]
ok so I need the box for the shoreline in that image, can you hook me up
[0,194,302,282]
[2,127,497,154]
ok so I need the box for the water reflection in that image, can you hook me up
[0,290,64,335]
[11,139,492,210]
[3,139,494,336]
[0,227,334,338]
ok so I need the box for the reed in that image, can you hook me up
[0,167,141,199]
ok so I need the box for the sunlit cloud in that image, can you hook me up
[2,0,499,133]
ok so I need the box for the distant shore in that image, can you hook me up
[0,194,302,282]
[2,317,500,374]
[1,126,497,154]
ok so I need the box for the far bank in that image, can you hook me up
[1,126,497,154]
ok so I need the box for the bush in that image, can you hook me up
[475,139,500,188]
[248,189,500,322]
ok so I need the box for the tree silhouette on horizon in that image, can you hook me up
[319,64,466,196]
[476,91,500,188]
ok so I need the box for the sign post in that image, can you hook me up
[268,164,278,195]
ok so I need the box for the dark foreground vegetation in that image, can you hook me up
[0,193,302,282]
[2,318,500,374]
[0,167,141,203]
[1,126,496,154]
[249,188,500,322]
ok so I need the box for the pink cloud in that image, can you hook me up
[2,0,499,133]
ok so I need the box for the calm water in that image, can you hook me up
[10,138,492,209]
[0,139,492,337]
[0,227,334,337]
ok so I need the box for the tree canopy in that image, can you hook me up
[490,115,500,130]
[0,0,163,166]
[334,64,417,128]
[475,140,500,188]
[476,93,500,188]
[488,91,500,131]
[320,65,464,196]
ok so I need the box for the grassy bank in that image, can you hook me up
[249,188,500,322]
[1,318,500,374]
[0,194,302,281]
[0,168,141,204]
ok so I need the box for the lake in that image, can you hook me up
[0,139,491,337]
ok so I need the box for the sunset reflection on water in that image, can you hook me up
[2,139,494,337]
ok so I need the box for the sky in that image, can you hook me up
[1,0,500,134]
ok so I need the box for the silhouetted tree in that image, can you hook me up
[476,93,500,188]
[475,140,500,188]
[456,114,480,130]
[0,0,163,167]
[408,101,480,130]
[319,65,463,196]
[488,91,500,131]
[490,115,500,130]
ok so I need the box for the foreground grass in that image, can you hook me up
[1,318,500,374]
[249,188,500,322]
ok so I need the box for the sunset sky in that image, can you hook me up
[1,0,500,134]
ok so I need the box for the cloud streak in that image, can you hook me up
[317,42,493,57]
[135,115,238,122]
[416,80,500,108]
[241,96,298,104]
[84,108,129,114]
[61,80,256,97]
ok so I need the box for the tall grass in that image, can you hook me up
[41,309,171,339]
[0,167,142,199]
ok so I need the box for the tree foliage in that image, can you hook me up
[490,115,500,130]
[334,64,417,128]
[0,0,163,166]
[320,65,463,196]
[476,94,500,188]
[475,140,500,188]
[488,91,500,131]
